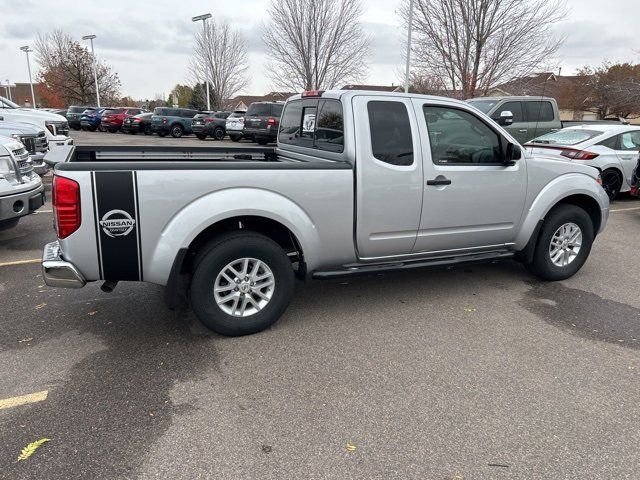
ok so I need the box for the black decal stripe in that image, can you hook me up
[133,171,143,281]
[94,171,141,281]
[90,172,104,279]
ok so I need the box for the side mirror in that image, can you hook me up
[504,142,521,166]
[498,110,513,126]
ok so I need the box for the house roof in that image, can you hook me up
[222,91,297,111]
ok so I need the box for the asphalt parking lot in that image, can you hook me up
[1,131,640,479]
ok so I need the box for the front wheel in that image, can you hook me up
[213,127,225,141]
[190,232,295,336]
[526,204,594,281]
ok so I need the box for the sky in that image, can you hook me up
[0,0,638,100]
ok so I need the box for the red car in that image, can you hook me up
[100,107,144,132]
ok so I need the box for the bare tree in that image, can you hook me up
[190,20,249,110]
[400,0,567,99]
[35,30,120,106]
[263,0,370,91]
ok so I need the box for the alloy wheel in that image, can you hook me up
[213,258,275,317]
[548,222,582,267]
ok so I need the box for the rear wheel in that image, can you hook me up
[526,204,594,281]
[213,127,225,141]
[190,232,294,336]
[171,124,184,138]
[601,168,622,201]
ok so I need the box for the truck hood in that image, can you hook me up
[525,150,599,180]
[0,121,43,135]
[0,135,23,156]
[12,108,67,122]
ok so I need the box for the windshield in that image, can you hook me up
[467,99,499,114]
[0,96,19,109]
[529,129,604,146]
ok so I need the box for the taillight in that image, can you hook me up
[302,90,324,97]
[53,175,81,239]
[560,149,599,160]
[134,118,141,123]
[596,175,603,186]
[267,117,276,126]
[205,117,214,123]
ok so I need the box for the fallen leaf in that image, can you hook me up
[18,337,33,343]
[17,438,50,461]
[35,303,47,310]
[345,443,356,452]
[87,311,97,316]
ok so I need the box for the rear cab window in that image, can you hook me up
[367,101,413,166]
[279,98,344,153]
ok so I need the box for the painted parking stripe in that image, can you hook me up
[610,206,640,212]
[0,390,48,410]
[0,259,41,267]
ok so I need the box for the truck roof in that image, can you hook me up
[469,96,557,102]
[286,90,472,109]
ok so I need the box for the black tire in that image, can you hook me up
[526,204,594,281]
[190,232,295,337]
[0,218,19,231]
[88,125,97,132]
[601,168,622,201]
[196,133,207,141]
[230,135,241,142]
[213,127,225,141]
[144,125,153,135]
[157,131,167,137]
[170,124,184,138]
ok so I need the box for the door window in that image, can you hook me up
[523,101,554,122]
[367,101,413,166]
[492,102,523,123]
[619,131,640,151]
[424,106,503,165]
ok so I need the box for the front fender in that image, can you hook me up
[514,173,609,250]
[145,187,322,285]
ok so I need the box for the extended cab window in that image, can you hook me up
[279,99,344,153]
[424,106,503,165]
[367,101,413,166]
[524,101,554,122]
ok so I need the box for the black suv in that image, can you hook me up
[66,106,90,130]
[243,102,284,145]
[192,111,231,140]
[151,107,199,138]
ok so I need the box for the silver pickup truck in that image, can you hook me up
[42,91,609,336]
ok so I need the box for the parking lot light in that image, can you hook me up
[20,46,36,107]
[82,35,100,108]
[192,13,212,111]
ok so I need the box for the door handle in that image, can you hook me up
[518,129,528,133]
[426,178,452,186]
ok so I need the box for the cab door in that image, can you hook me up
[412,99,527,254]
[353,95,423,259]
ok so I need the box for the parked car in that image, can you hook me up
[122,113,153,135]
[0,135,45,230]
[80,108,105,132]
[66,106,90,130]
[151,107,198,138]
[243,102,284,145]
[0,96,72,149]
[225,111,246,142]
[525,125,640,200]
[42,90,608,337]
[192,111,231,140]
[101,107,144,133]
[0,121,49,175]
[468,96,627,144]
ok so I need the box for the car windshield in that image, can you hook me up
[529,129,604,146]
[0,96,19,109]
[467,99,499,114]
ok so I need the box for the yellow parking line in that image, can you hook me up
[0,259,40,267]
[610,206,640,212]
[0,390,48,410]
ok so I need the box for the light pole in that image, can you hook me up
[5,80,13,101]
[404,0,414,93]
[82,35,100,107]
[20,46,36,107]
[192,13,212,111]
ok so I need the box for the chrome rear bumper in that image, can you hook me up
[42,241,86,288]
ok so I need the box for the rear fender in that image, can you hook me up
[514,173,609,250]
[145,188,322,285]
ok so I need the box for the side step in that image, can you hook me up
[311,251,515,280]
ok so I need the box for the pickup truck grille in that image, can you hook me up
[20,136,36,154]
[12,147,34,176]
